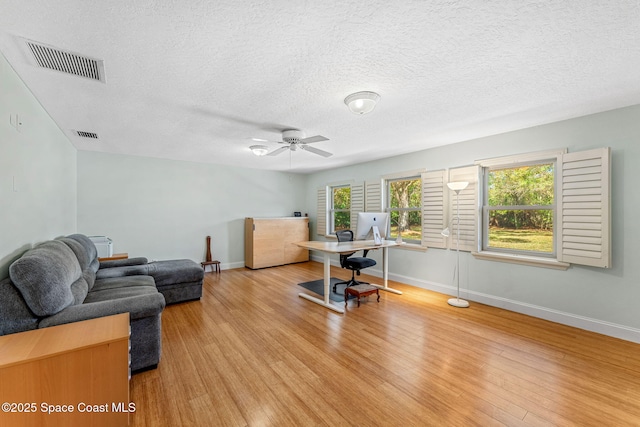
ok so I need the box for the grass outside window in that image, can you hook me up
[488,227,553,252]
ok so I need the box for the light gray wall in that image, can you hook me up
[0,53,77,278]
[304,105,640,341]
[77,151,308,266]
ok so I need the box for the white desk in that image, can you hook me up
[295,240,402,313]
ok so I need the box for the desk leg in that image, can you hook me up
[373,247,403,295]
[298,252,345,313]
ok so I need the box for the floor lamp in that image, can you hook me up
[441,181,470,308]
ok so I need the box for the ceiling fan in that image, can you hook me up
[252,129,333,157]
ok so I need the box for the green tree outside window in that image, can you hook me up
[487,164,554,253]
[387,178,421,243]
[332,186,351,232]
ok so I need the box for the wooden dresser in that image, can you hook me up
[0,313,131,427]
[245,217,309,269]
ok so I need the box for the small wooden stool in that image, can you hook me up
[345,284,380,307]
[202,236,221,274]
[201,260,220,273]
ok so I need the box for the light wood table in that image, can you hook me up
[295,240,401,313]
[0,313,131,427]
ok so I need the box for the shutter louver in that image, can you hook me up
[351,183,364,233]
[317,187,327,236]
[447,166,479,252]
[365,180,383,212]
[558,147,611,268]
[421,170,447,248]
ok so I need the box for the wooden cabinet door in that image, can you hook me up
[284,219,309,263]
[245,217,309,269]
[252,219,285,268]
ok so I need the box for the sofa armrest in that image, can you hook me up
[38,293,165,329]
[99,257,148,269]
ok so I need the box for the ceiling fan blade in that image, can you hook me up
[267,146,290,156]
[299,135,329,144]
[250,137,283,144]
[300,145,333,157]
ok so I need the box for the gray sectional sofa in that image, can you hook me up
[0,234,204,372]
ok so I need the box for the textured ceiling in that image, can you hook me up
[1,1,639,173]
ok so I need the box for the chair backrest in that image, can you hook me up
[336,229,372,262]
[336,230,356,268]
[335,230,354,243]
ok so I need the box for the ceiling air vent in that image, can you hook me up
[23,39,105,83]
[75,130,99,139]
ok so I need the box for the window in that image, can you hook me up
[483,161,555,256]
[475,147,611,269]
[330,185,351,233]
[318,183,363,237]
[386,176,422,244]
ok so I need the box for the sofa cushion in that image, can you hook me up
[58,237,96,289]
[66,234,100,274]
[92,275,157,293]
[148,259,204,287]
[70,277,90,305]
[96,263,151,280]
[9,241,81,317]
[85,279,159,304]
[0,278,38,335]
[39,292,165,327]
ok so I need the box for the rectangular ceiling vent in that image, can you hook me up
[23,39,105,83]
[75,130,99,139]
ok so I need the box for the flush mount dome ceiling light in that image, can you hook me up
[250,145,269,156]
[344,91,380,115]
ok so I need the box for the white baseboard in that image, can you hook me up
[310,255,640,344]
[225,261,246,270]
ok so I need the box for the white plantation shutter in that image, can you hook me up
[421,170,447,248]
[316,187,327,236]
[558,147,611,268]
[350,183,364,233]
[447,166,480,252]
[365,180,383,212]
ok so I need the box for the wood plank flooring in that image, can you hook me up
[130,261,640,426]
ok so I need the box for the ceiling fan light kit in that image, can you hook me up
[344,91,380,115]
[249,145,269,156]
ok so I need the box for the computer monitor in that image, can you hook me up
[355,212,389,241]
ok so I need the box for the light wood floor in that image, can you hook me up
[130,261,640,426]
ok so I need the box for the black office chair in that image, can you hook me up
[333,230,377,293]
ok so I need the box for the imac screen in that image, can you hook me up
[355,212,389,241]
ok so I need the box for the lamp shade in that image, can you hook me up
[447,181,469,192]
[250,145,268,156]
[344,91,380,115]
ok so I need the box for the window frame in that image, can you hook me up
[473,149,568,268]
[384,172,423,245]
[481,158,557,258]
[329,183,351,235]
